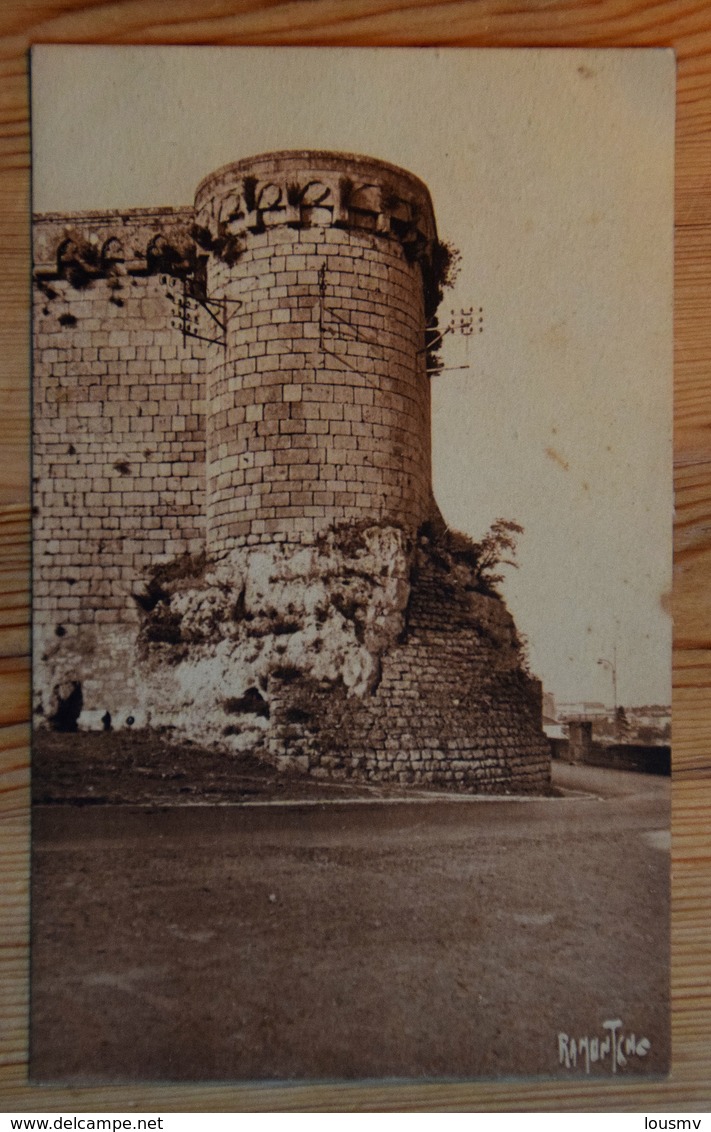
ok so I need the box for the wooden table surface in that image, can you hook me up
[1,0,709,1113]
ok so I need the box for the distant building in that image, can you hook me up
[557,701,610,722]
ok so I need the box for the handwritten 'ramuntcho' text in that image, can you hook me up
[558,1019,650,1074]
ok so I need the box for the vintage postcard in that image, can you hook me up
[29,46,673,1081]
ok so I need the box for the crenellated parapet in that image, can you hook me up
[194,151,436,246]
[33,154,446,312]
[33,207,198,284]
[193,151,441,312]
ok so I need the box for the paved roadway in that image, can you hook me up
[30,763,670,1083]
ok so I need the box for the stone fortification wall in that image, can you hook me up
[32,151,550,794]
[195,152,437,553]
[33,209,208,634]
[130,526,550,794]
[32,209,210,716]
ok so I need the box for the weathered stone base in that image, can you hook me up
[33,524,551,795]
[266,556,550,794]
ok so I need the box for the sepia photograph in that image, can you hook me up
[29,45,673,1082]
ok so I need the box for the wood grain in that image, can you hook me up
[1,0,710,1112]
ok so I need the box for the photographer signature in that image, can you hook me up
[558,1019,650,1074]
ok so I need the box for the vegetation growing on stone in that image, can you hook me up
[419,517,524,596]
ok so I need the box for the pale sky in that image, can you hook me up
[31,45,675,707]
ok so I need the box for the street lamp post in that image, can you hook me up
[597,644,618,737]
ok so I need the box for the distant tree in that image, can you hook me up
[615,705,630,738]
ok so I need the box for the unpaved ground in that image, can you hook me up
[31,729,406,805]
[33,729,517,806]
[30,756,670,1083]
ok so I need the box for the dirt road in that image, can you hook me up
[30,764,670,1083]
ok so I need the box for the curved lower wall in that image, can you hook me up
[266,551,551,794]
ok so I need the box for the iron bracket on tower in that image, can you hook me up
[423,306,484,375]
[163,274,243,349]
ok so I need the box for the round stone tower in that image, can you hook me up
[193,151,440,556]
